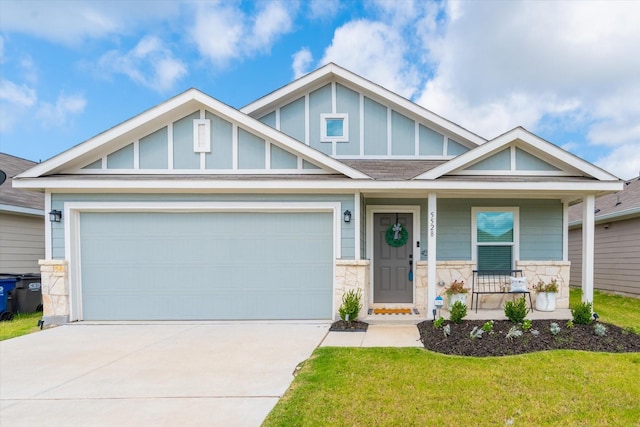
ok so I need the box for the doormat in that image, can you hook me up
[368,308,419,315]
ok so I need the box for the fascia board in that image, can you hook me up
[0,204,44,216]
[242,63,486,147]
[569,207,640,227]
[13,177,624,193]
[416,127,620,181]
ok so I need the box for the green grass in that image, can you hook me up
[265,290,640,426]
[0,312,43,341]
[570,288,640,333]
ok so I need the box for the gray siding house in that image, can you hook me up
[14,64,622,324]
[0,153,44,274]
[569,175,640,296]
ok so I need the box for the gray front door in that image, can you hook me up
[373,213,413,303]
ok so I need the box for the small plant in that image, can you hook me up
[506,326,523,340]
[338,289,362,323]
[532,279,559,293]
[470,326,484,339]
[504,296,529,323]
[449,300,467,324]
[530,329,540,336]
[444,279,468,295]
[443,324,451,337]
[571,301,593,325]
[566,319,574,328]
[522,319,532,331]
[549,322,561,336]
[433,316,445,329]
[594,323,607,337]
[481,320,494,333]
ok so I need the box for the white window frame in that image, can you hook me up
[193,119,211,153]
[471,207,519,270]
[320,113,349,142]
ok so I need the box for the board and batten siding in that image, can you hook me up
[0,213,44,273]
[569,218,640,296]
[50,193,355,260]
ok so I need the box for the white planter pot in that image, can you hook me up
[535,292,557,312]
[448,293,467,309]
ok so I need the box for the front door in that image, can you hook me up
[373,213,413,303]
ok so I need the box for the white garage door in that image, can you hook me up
[79,211,334,320]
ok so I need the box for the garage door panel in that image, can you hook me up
[80,211,333,320]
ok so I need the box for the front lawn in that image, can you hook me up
[0,312,43,341]
[571,288,640,333]
[264,348,640,426]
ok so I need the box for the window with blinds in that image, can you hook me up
[473,209,518,270]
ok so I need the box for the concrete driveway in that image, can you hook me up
[0,322,329,426]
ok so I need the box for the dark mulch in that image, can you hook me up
[417,319,640,357]
[330,320,369,332]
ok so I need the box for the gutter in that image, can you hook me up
[569,206,640,227]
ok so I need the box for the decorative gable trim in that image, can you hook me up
[415,127,620,181]
[16,89,370,180]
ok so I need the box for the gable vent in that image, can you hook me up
[193,119,211,153]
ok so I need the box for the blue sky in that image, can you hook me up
[1,0,639,179]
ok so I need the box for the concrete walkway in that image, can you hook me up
[320,324,423,347]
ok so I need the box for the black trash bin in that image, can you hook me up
[14,274,42,313]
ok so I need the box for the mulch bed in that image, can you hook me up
[330,320,369,332]
[417,319,640,357]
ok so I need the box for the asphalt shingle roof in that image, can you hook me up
[0,153,43,210]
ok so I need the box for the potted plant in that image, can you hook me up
[533,279,559,311]
[444,279,468,309]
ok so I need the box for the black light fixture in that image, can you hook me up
[49,210,62,223]
[343,210,352,223]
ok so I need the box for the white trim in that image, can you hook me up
[427,193,437,315]
[0,204,44,216]
[232,124,238,169]
[386,107,392,155]
[354,192,361,260]
[366,205,421,306]
[45,191,52,259]
[414,121,420,156]
[133,140,140,169]
[471,207,520,269]
[562,200,569,261]
[265,143,271,169]
[359,93,364,156]
[320,113,349,143]
[454,170,572,177]
[64,201,341,321]
[510,146,516,172]
[69,168,331,175]
[331,81,337,113]
[581,194,595,304]
[193,118,211,153]
[443,136,448,156]
[167,122,173,170]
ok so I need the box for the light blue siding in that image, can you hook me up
[364,97,387,155]
[447,139,470,156]
[271,145,298,169]
[302,160,320,169]
[467,148,510,170]
[139,127,168,169]
[336,84,360,156]
[516,148,560,171]
[82,159,102,169]
[309,84,332,155]
[80,211,333,320]
[419,125,444,155]
[258,111,276,127]
[237,128,265,169]
[173,112,200,169]
[391,111,415,155]
[280,97,305,142]
[205,112,233,169]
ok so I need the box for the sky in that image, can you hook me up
[1,0,639,179]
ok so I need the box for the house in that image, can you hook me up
[568,175,640,297]
[0,153,45,274]
[13,64,622,324]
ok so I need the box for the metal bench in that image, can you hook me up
[471,270,533,313]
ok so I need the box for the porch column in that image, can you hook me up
[581,194,595,304]
[427,193,437,315]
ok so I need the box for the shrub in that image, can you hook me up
[470,326,484,339]
[449,300,467,324]
[594,323,607,337]
[338,289,362,322]
[506,326,523,340]
[433,316,445,329]
[571,301,593,325]
[443,324,451,337]
[504,296,529,323]
[522,319,532,331]
[566,319,574,328]
[481,320,494,333]
[550,322,561,336]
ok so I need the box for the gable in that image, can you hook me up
[242,64,480,160]
[463,146,561,174]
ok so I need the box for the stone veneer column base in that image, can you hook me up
[39,259,70,325]
[517,261,571,309]
[335,260,370,320]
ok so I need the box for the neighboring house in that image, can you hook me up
[568,175,640,297]
[0,153,45,274]
[13,64,622,324]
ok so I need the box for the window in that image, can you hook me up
[472,208,519,270]
[320,114,349,142]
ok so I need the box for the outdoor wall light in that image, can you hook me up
[49,210,62,223]
[343,210,352,223]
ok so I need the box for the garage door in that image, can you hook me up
[79,211,334,320]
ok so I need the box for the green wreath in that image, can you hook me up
[385,223,408,247]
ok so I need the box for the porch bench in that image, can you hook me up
[470,270,533,313]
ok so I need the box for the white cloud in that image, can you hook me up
[596,143,640,180]
[0,80,36,107]
[308,0,341,20]
[320,20,419,98]
[191,1,296,66]
[36,93,87,128]
[292,47,313,79]
[98,36,187,92]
